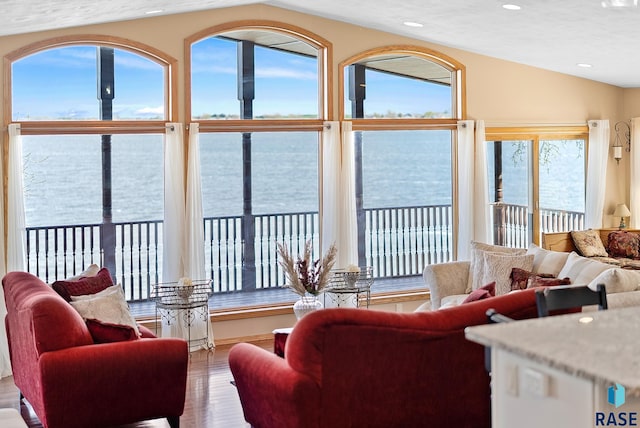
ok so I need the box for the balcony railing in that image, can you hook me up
[492,203,585,248]
[25,203,583,303]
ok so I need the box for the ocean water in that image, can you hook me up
[21,131,583,228]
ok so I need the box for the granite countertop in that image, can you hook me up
[465,306,640,393]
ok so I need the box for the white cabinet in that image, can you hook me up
[491,349,593,428]
[466,307,640,428]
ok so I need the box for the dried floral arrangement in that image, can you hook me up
[277,240,338,296]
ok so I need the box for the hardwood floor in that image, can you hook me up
[0,341,273,428]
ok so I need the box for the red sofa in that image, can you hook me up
[229,289,540,428]
[2,271,189,428]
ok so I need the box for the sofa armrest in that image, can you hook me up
[36,338,188,428]
[423,261,470,310]
[229,343,321,428]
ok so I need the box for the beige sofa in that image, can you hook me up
[422,234,640,311]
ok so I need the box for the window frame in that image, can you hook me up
[185,20,332,128]
[339,46,465,267]
[485,126,589,245]
[4,34,178,135]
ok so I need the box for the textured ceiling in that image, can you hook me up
[3,0,640,87]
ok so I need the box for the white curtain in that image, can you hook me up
[321,121,357,267]
[163,123,185,282]
[162,123,198,347]
[456,120,475,260]
[474,120,491,245]
[630,118,640,228]
[586,120,610,229]
[7,124,26,272]
[185,123,205,280]
[0,125,20,378]
[338,122,358,266]
[456,120,491,260]
[185,123,214,349]
[321,121,358,308]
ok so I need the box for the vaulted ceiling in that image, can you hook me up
[3,0,640,87]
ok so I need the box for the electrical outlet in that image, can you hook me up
[523,367,549,397]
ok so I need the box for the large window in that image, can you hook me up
[199,132,318,292]
[191,29,320,120]
[187,23,328,293]
[7,36,175,300]
[12,46,166,121]
[486,131,587,247]
[341,47,464,278]
[360,130,453,275]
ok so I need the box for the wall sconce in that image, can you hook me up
[613,121,631,164]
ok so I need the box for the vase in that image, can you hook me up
[293,294,323,320]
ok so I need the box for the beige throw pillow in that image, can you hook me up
[571,229,608,257]
[482,252,534,296]
[69,284,140,336]
[587,268,640,294]
[526,243,570,276]
[466,241,526,293]
[557,252,612,285]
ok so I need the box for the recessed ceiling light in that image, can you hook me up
[403,21,424,28]
[602,0,638,8]
[145,9,164,15]
[502,4,522,10]
[577,63,593,68]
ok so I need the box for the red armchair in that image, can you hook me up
[229,289,540,428]
[2,271,189,428]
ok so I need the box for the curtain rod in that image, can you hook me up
[484,121,588,127]
[8,121,173,135]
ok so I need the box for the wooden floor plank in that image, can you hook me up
[0,341,272,428]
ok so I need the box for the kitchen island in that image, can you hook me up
[465,306,640,428]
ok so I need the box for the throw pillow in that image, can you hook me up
[69,284,140,337]
[65,263,100,282]
[85,319,139,343]
[527,276,571,288]
[462,282,496,303]
[510,267,555,291]
[466,241,527,293]
[587,268,640,294]
[482,252,534,296]
[607,231,640,259]
[526,243,571,276]
[438,294,471,309]
[571,229,608,257]
[557,252,612,285]
[52,267,113,301]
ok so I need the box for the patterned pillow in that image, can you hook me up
[607,231,640,259]
[571,229,608,257]
[466,241,526,293]
[510,267,555,291]
[527,276,571,288]
[52,267,113,301]
[482,252,534,296]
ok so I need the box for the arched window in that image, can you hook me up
[186,22,330,293]
[340,46,465,276]
[6,35,177,298]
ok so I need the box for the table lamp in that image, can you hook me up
[613,203,631,229]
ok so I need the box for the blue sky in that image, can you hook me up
[12,37,452,120]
